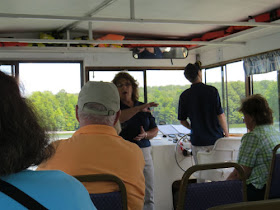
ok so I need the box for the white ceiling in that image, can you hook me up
[0,0,279,37]
[0,0,279,51]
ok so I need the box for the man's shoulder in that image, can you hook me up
[51,138,72,148]
[204,84,218,91]
[180,88,191,97]
[118,138,144,158]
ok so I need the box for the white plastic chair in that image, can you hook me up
[194,137,242,181]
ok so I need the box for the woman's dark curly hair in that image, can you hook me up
[112,72,139,102]
[239,94,273,125]
[0,71,54,176]
[184,61,202,83]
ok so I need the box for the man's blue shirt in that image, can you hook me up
[178,83,224,146]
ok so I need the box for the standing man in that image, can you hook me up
[178,62,229,165]
[38,81,145,210]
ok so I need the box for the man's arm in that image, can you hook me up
[180,120,191,130]
[119,102,158,123]
[217,113,229,137]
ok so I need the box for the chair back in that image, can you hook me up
[197,137,241,164]
[208,198,280,210]
[265,144,280,199]
[176,162,247,210]
[74,174,128,210]
[195,137,241,181]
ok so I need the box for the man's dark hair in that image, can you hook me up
[184,62,201,83]
[0,71,54,176]
[239,94,273,125]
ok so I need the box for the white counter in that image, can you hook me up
[151,135,193,210]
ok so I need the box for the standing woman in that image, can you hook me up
[113,72,158,210]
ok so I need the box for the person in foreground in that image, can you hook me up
[113,72,159,210]
[227,94,280,201]
[38,81,145,210]
[0,71,95,210]
[178,62,229,165]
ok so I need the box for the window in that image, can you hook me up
[205,66,223,96]
[204,66,224,121]
[0,64,16,76]
[205,62,247,134]
[146,70,189,124]
[226,62,246,133]
[18,62,82,139]
[85,61,280,135]
[253,71,279,131]
[19,63,81,96]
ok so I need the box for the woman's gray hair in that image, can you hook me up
[78,102,116,126]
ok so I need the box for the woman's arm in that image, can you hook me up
[227,165,252,180]
[119,102,158,123]
[134,126,159,141]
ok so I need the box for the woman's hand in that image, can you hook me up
[139,102,159,113]
[134,126,147,141]
[119,102,159,123]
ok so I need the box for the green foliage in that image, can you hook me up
[28,80,279,131]
[145,85,189,124]
[253,80,279,122]
[226,81,246,124]
[29,90,78,131]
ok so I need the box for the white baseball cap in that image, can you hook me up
[78,81,120,116]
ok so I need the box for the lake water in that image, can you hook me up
[229,127,247,134]
[49,131,75,141]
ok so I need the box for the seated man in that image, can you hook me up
[38,81,145,210]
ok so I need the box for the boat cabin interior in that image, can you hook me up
[1,1,280,209]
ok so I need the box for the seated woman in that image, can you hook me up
[227,94,280,201]
[0,71,96,210]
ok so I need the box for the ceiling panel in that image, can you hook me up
[0,0,279,43]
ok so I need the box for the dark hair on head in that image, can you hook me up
[112,72,139,102]
[239,94,273,125]
[0,71,54,176]
[184,61,201,83]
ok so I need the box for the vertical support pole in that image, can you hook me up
[66,30,70,47]
[224,65,229,132]
[144,70,147,103]
[12,63,19,83]
[81,62,85,88]
[245,75,253,97]
[278,71,280,131]
[204,69,207,84]
[88,22,93,40]
[221,65,225,109]
[130,0,135,19]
